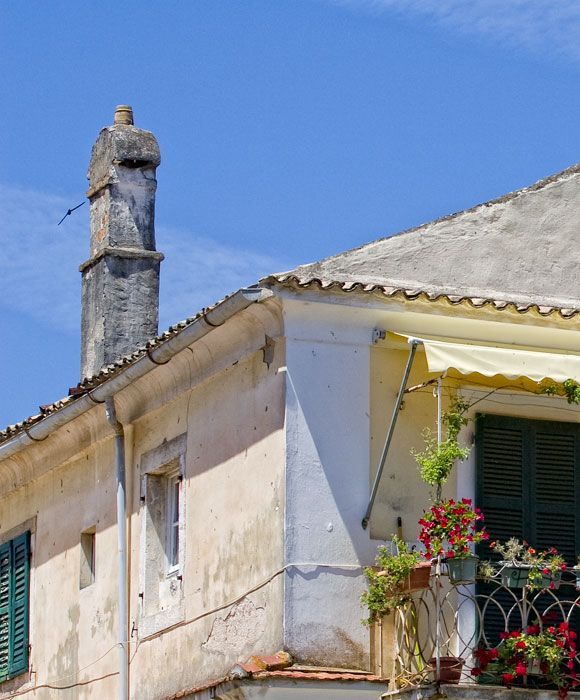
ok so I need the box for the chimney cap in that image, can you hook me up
[114,105,134,126]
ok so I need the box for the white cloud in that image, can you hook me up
[0,183,289,334]
[331,0,580,60]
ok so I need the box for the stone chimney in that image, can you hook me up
[80,106,164,379]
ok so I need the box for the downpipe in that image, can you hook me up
[105,397,129,700]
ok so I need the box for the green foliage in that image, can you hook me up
[473,623,576,696]
[477,560,496,581]
[541,379,580,404]
[361,537,425,624]
[443,398,470,440]
[412,396,471,492]
[490,538,566,591]
[413,434,470,487]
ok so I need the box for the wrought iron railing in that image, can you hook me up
[377,563,580,691]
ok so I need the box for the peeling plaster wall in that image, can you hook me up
[0,300,286,700]
[0,444,120,700]
[129,339,286,699]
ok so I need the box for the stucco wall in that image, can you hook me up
[0,300,286,700]
[279,290,580,672]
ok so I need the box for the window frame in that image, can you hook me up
[138,433,187,638]
[165,470,181,576]
[0,530,30,684]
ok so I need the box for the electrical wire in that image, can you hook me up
[12,562,362,694]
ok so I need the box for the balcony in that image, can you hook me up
[371,562,580,699]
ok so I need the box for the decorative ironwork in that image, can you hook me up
[387,564,580,690]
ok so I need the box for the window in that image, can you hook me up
[166,474,180,573]
[79,529,96,589]
[139,434,186,637]
[476,414,580,643]
[0,531,30,682]
[476,414,580,559]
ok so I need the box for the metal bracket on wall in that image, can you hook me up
[372,328,387,344]
[362,338,420,530]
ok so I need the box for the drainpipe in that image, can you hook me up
[105,397,129,700]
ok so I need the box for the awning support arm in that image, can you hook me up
[362,339,419,530]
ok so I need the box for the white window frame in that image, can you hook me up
[165,470,181,576]
[138,433,187,638]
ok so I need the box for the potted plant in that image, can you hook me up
[471,622,578,698]
[418,498,488,583]
[361,537,432,623]
[490,538,566,590]
[429,655,465,684]
[412,398,470,502]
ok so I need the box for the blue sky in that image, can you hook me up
[2,1,580,427]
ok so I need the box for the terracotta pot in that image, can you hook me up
[403,561,432,592]
[429,656,464,684]
[376,561,432,594]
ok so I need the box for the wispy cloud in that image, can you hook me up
[0,183,289,334]
[331,0,580,61]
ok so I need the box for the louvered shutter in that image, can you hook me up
[476,415,580,645]
[0,542,11,681]
[8,532,29,678]
[476,416,526,645]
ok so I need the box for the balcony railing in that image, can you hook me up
[371,563,580,693]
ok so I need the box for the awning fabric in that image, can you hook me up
[391,333,580,384]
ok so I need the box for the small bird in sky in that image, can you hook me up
[57,201,85,226]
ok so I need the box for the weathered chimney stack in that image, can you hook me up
[80,106,164,379]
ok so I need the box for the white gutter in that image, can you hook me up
[0,287,273,461]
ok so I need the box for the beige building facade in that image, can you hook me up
[3,109,580,699]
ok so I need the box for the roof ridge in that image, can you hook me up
[273,163,580,276]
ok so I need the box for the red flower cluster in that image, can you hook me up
[418,498,488,559]
[471,622,578,698]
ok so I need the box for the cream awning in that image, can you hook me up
[391,333,580,383]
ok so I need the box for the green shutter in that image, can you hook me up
[476,415,580,645]
[8,532,29,678]
[0,532,30,682]
[0,541,11,681]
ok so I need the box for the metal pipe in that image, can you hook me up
[436,376,443,502]
[362,340,419,529]
[105,398,128,700]
[0,288,273,461]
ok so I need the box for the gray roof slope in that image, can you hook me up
[266,165,580,315]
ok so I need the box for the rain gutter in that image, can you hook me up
[0,287,273,462]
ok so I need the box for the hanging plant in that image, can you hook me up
[412,397,471,497]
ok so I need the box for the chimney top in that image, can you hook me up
[114,105,134,126]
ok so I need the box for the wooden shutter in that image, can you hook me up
[0,541,11,681]
[0,532,30,682]
[9,532,30,678]
[477,414,580,561]
[476,415,580,645]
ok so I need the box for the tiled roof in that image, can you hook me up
[262,274,580,319]
[164,653,385,699]
[264,164,580,319]
[0,292,248,449]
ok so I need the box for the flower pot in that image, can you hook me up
[500,563,530,588]
[542,571,561,590]
[377,561,432,594]
[429,656,464,684]
[446,555,479,584]
[403,561,432,592]
[499,563,561,589]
